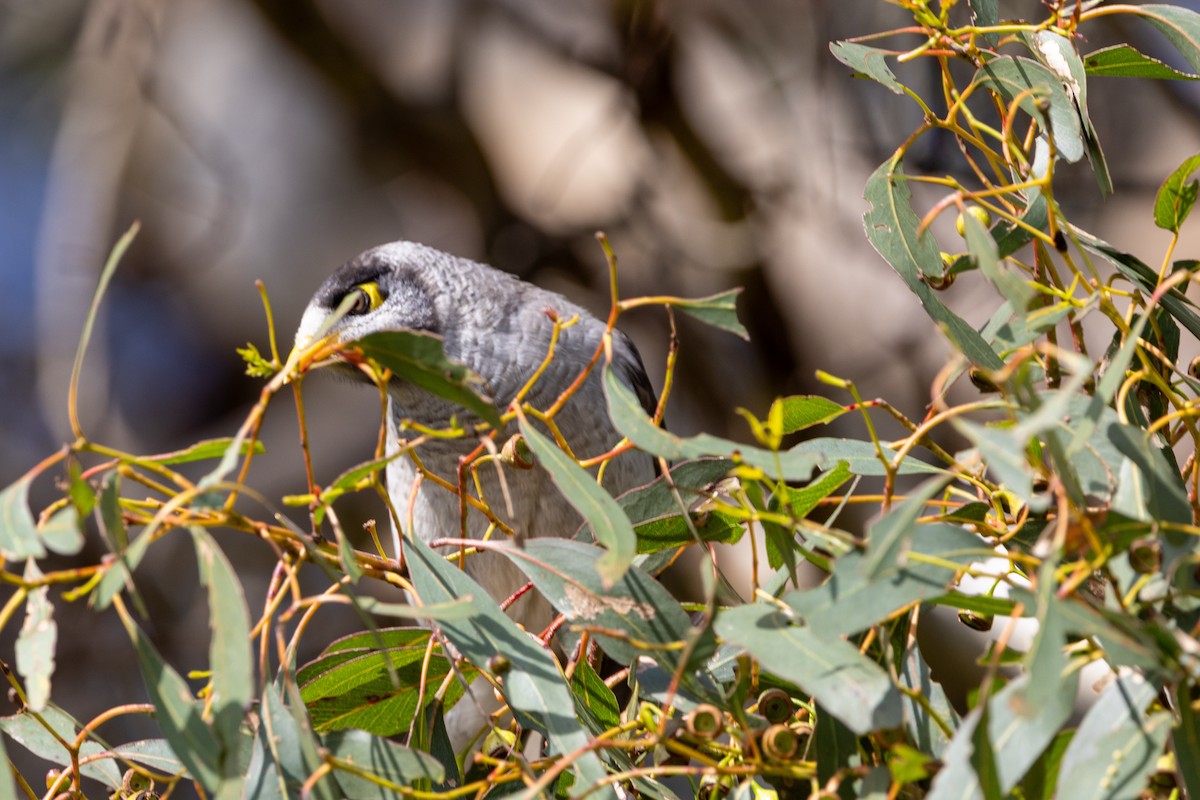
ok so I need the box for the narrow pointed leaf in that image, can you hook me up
[0,477,42,560]
[191,528,253,774]
[324,729,443,797]
[498,538,697,671]
[777,395,848,433]
[519,418,636,586]
[15,562,55,712]
[1057,674,1170,800]
[1154,153,1200,233]
[354,330,501,428]
[670,289,748,339]
[972,56,1085,162]
[605,366,823,480]
[1130,5,1200,73]
[863,158,1004,369]
[404,535,612,795]
[115,599,222,791]
[1084,43,1200,79]
[0,706,123,789]
[715,604,903,735]
[830,41,905,94]
[147,438,266,465]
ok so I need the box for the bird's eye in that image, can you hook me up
[347,281,384,315]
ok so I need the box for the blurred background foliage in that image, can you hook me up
[4,0,1200,789]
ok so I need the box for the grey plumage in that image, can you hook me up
[292,241,657,633]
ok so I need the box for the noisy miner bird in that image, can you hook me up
[289,241,658,634]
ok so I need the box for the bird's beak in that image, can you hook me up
[281,333,335,384]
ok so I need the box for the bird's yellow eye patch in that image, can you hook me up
[348,281,384,315]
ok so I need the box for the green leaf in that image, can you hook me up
[1030,30,1111,193]
[298,628,466,736]
[956,419,1035,502]
[115,599,222,792]
[1083,43,1200,79]
[146,437,266,465]
[354,329,502,428]
[863,158,1005,370]
[108,739,184,775]
[787,523,985,638]
[863,475,952,579]
[715,604,903,735]
[1107,422,1191,527]
[972,56,1085,163]
[15,562,55,712]
[633,509,744,554]
[98,472,128,550]
[499,538,700,675]
[404,535,613,794]
[960,203,1034,309]
[0,736,12,800]
[191,528,253,777]
[968,0,999,45]
[68,222,139,440]
[670,288,748,340]
[772,462,852,519]
[898,646,956,758]
[0,705,123,790]
[1176,683,1200,798]
[0,476,42,560]
[604,367,824,481]
[1130,5,1200,73]
[830,41,905,94]
[571,657,621,733]
[1057,674,1170,800]
[519,418,637,587]
[790,436,944,476]
[776,395,848,433]
[1154,153,1200,233]
[246,681,339,800]
[323,729,444,798]
[37,505,83,556]
[1081,239,1200,341]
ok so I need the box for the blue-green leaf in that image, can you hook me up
[520,418,636,587]
[715,604,903,735]
[1154,153,1200,234]
[863,158,1005,370]
[830,41,905,94]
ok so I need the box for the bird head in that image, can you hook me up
[284,243,440,382]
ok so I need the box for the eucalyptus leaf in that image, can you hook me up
[498,538,700,674]
[605,367,824,480]
[0,706,123,790]
[404,535,613,795]
[191,528,253,771]
[1057,673,1170,800]
[520,418,636,586]
[299,628,466,736]
[715,603,903,735]
[972,56,1085,163]
[863,158,1005,369]
[354,329,501,428]
[670,288,748,340]
[324,729,444,798]
[115,599,223,793]
[830,41,905,94]
[15,561,55,712]
[1131,5,1200,73]
[1154,152,1200,234]
[1084,43,1200,79]
[0,476,42,560]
